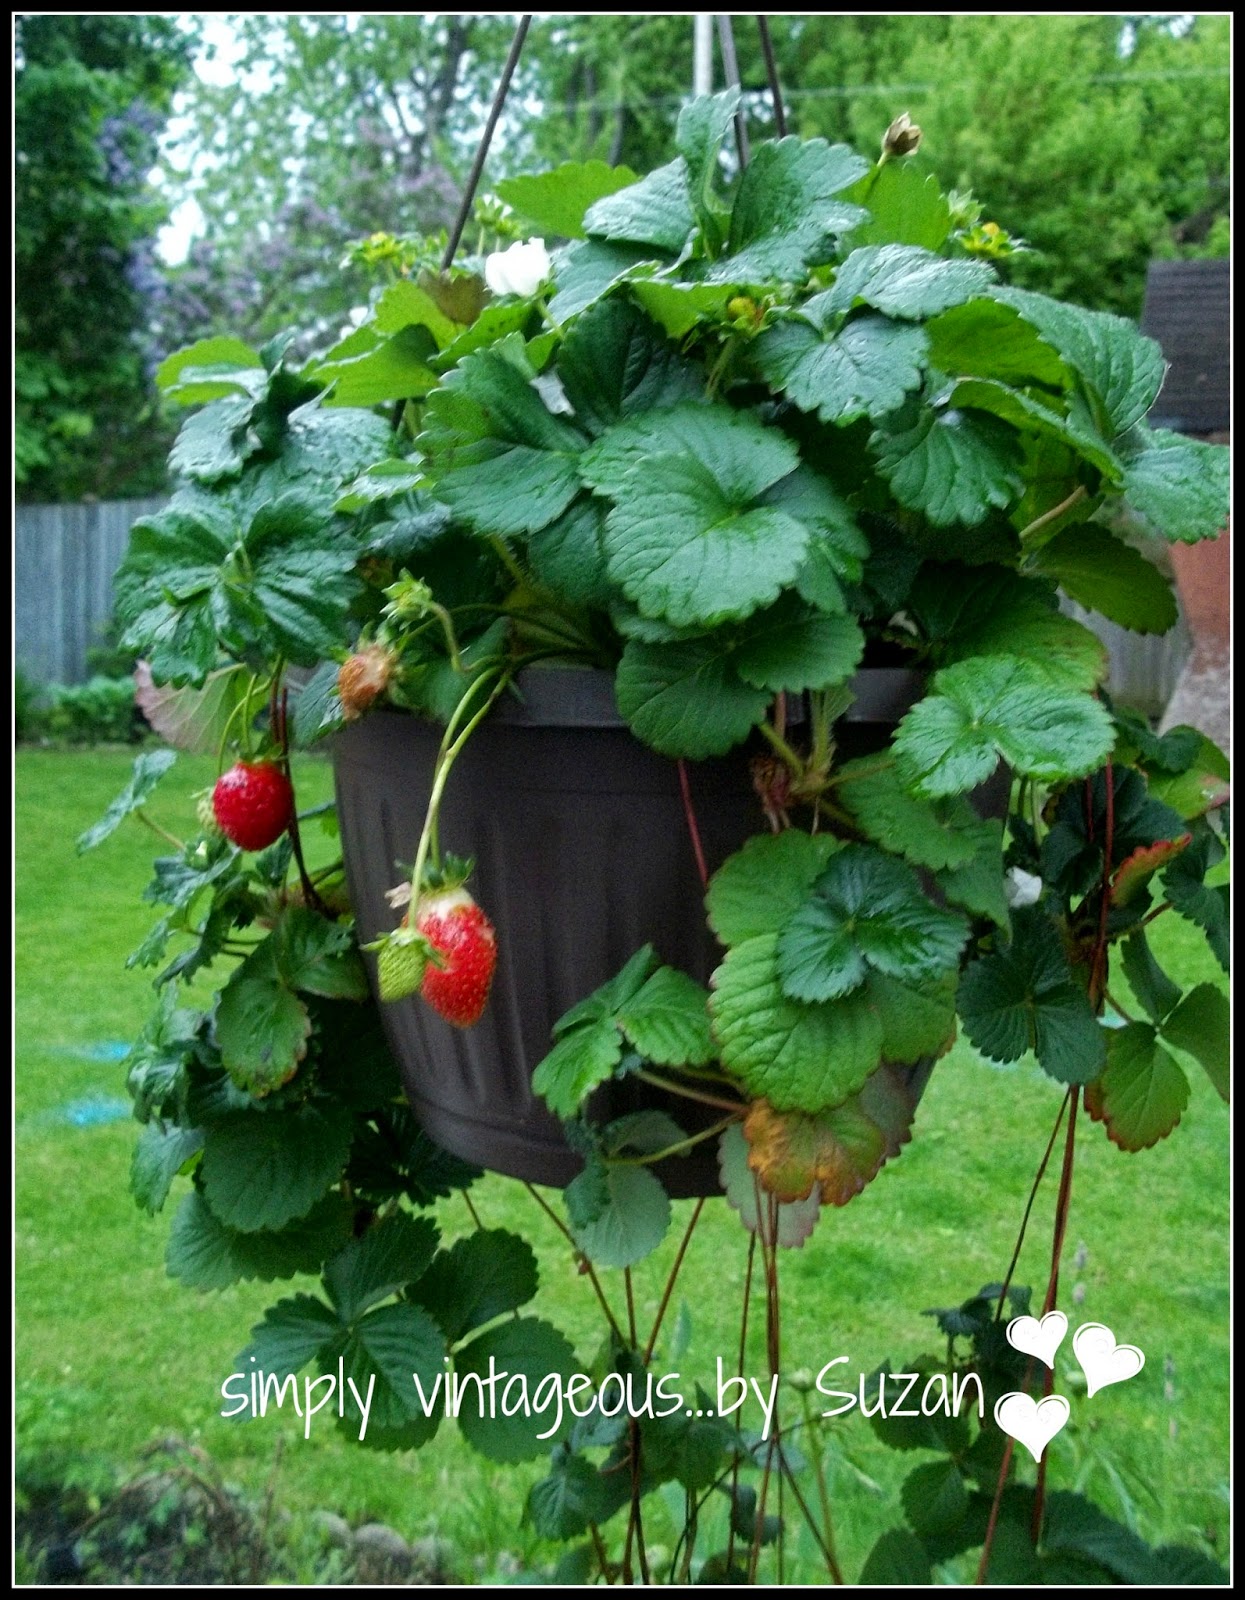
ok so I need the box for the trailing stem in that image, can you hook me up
[273,682,327,915]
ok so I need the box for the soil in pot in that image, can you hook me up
[334,666,994,1194]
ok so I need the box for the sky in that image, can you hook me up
[155,15,245,265]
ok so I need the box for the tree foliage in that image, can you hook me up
[15,15,195,500]
[161,14,1226,330]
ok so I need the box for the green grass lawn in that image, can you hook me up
[15,746,1230,1582]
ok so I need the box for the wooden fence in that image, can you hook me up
[14,497,1190,715]
[14,497,165,685]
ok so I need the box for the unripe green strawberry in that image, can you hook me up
[376,927,428,1003]
[196,794,222,836]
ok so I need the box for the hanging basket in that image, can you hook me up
[334,663,996,1194]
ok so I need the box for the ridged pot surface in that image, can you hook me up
[333,666,942,1194]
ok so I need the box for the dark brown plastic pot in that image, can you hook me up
[334,665,973,1195]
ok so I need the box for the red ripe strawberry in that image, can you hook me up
[412,887,497,1028]
[212,761,294,852]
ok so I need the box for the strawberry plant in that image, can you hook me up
[87,84,1228,1583]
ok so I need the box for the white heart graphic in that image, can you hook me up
[1072,1321,1145,1397]
[1005,1310,1069,1369]
[993,1392,1070,1463]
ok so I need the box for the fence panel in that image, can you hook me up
[14,497,165,684]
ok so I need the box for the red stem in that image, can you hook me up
[994,1094,1070,1323]
[677,759,710,889]
[643,1198,706,1363]
[1031,1088,1079,1543]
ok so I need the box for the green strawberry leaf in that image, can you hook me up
[821,245,995,321]
[557,298,701,437]
[731,598,864,693]
[859,1530,934,1586]
[616,967,715,1068]
[323,1213,439,1323]
[710,136,868,283]
[1117,426,1232,544]
[893,655,1115,797]
[199,1103,354,1233]
[602,453,809,627]
[957,907,1106,1084]
[166,1190,352,1291]
[582,398,794,498]
[157,336,264,404]
[584,158,695,252]
[547,239,665,323]
[237,1293,344,1379]
[1161,826,1229,970]
[338,1301,446,1436]
[412,1229,539,1346]
[836,756,997,871]
[1119,930,1182,1026]
[764,466,869,598]
[676,87,740,226]
[130,1123,204,1216]
[1086,1024,1189,1151]
[710,934,883,1112]
[991,286,1166,437]
[870,404,1024,527]
[614,636,771,759]
[629,279,733,339]
[949,378,1121,482]
[553,946,661,1037]
[273,906,369,1000]
[1030,524,1178,634]
[902,1460,971,1538]
[527,1448,627,1541]
[565,1158,672,1269]
[454,1318,578,1461]
[496,160,639,239]
[216,937,313,1095]
[531,1018,625,1120]
[847,160,952,251]
[1158,983,1229,1101]
[167,395,252,482]
[244,493,362,664]
[313,324,440,406]
[756,312,927,425]
[868,970,958,1064]
[527,497,615,610]
[777,845,967,1003]
[418,348,586,536]
[925,299,1068,387]
[76,748,178,853]
[706,830,841,947]
[934,827,1011,931]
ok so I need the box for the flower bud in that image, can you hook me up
[881,112,922,159]
[484,237,551,299]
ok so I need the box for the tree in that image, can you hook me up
[739,14,1229,314]
[15,16,195,500]
[157,14,1227,355]
[155,16,517,354]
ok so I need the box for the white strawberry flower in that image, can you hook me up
[1004,867,1044,908]
[484,237,551,299]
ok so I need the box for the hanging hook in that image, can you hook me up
[756,17,787,137]
[441,15,533,271]
[715,16,751,166]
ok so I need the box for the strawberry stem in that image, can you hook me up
[407,666,512,903]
